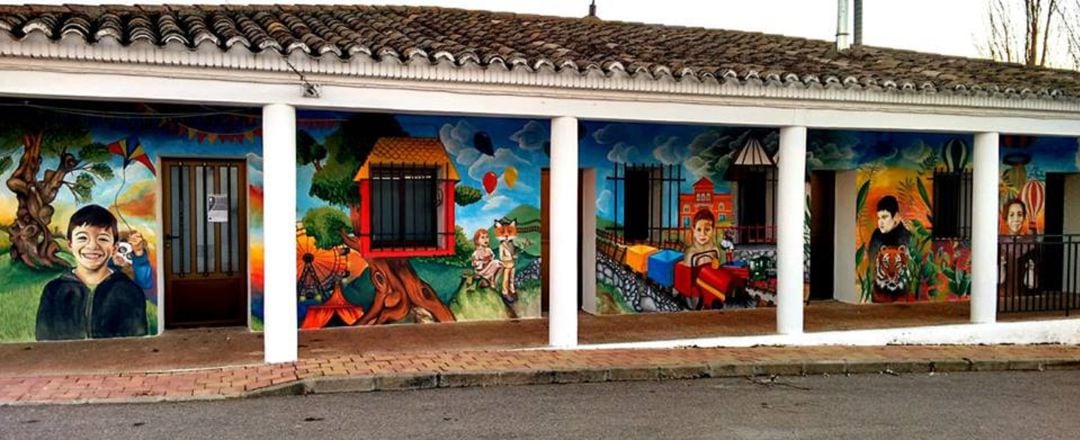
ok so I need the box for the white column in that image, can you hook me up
[262,103,299,363]
[971,132,999,324]
[549,116,579,347]
[776,126,808,334]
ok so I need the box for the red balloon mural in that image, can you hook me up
[482,171,498,194]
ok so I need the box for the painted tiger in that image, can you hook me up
[873,245,911,302]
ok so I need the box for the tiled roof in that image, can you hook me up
[354,137,460,181]
[1,4,1079,101]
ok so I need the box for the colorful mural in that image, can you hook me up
[996,135,1080,298]
[581,121,784,314]
[808,131,974,303]
[294,112,548,327]
[0,100,264,342]
[807,131,1080,304]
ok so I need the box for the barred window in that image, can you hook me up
[370,166,439,248]
[736,169,777,244]
[932,170,973,239]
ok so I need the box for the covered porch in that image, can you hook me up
[1,4,1079,365]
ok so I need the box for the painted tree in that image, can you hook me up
[980,0,1080,69]
[454,185,483,206]
[297,115,455,324]
[0,108,113,269]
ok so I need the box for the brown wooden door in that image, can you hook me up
[809,171,836,301]
[540,168,584,313]
[162,158,248,328]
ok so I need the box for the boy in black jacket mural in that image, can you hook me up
[868,195,913,302]
[35,204,147,340]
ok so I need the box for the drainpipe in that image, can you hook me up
[836,0,851,51]
[853,0,863,46]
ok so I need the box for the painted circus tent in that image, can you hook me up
[293,112,549,328]
[0,99,265,342]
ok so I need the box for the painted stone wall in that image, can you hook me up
[0,99,264,342]
[581,121,787,313]
[294,112,548,328]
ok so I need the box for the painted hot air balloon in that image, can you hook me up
[503,166,518,189]
[1021,179,1045,233]
[474,131,495,156]
[482,171,498,194]
[941,138,969,173]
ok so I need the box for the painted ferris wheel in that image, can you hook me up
[296,223,350,302]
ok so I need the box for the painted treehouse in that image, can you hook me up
[341,137,460,325]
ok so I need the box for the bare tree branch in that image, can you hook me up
[980,0,1080,69]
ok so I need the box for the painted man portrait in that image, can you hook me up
[867,195,912,302]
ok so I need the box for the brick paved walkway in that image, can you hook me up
[2,344,1079,405]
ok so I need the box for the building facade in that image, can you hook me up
[0,4,1078,362]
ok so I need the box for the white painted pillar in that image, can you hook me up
[833,171,859,304]
[971,132,999,324]
[549,116,579,347]
[262,103,299,363]
[776,126,808,334]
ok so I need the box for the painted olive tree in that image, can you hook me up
[0,108,113,269]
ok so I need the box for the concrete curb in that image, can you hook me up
[5,357,1079,406]
[244,357,1080,399]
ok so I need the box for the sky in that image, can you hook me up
[16,0,992,60]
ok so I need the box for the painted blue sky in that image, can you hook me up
[1002,135,1080,181]
[0,110,263,223]
[295,112,550,235]
[806,130,974,171]
[579,120,777,223]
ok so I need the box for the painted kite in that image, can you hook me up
[108,136,157,175]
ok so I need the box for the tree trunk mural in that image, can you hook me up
[361,258,455,325]
[5,132,77,269]
[340,233,455,325]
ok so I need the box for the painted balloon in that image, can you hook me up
[503,166,518,189]
[482,171,498,194]
[941,138,968,173]
[1021,179,1045,230]
[473,132,495,156]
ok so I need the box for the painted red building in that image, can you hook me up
[679,177,734,228]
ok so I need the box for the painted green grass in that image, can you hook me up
[596,280,635,315]
[449,278,541,321]
[146,302,158,336]
[0,253,159,342]
[0,254,65,341]
[450,284,514,321]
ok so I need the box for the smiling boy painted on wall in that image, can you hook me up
[35,204,147,340]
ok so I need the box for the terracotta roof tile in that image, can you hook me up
[0,4,1077,100]
[354,137,460,181]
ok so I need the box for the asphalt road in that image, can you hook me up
[2,371,1079,439]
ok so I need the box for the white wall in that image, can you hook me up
[1064,174,1080,235]
[1063,174,1080,290]
[580,169,598,314]
[834,171,859,303]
